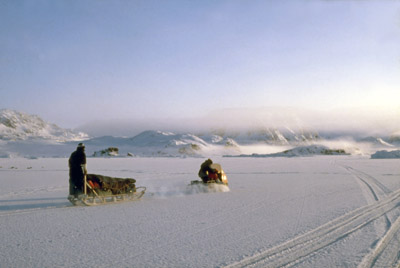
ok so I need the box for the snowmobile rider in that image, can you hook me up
[198,158,218,183]
[69,143,87,197]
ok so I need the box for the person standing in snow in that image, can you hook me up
[69,143,87,197]
[198,158,215,183]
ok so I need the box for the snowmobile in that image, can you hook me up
[190,163,228,186]
[68,174,146,206]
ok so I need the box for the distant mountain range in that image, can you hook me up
[0,109,399,158]
[0,109,88,142]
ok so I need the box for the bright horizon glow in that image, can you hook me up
[1,0,399,133]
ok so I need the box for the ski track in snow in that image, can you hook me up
[224,163,400,268]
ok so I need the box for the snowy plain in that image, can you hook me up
[0,156,400,268]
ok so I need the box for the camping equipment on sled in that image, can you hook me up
[68,174,146,206]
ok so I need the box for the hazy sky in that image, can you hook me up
[1,0,400,133]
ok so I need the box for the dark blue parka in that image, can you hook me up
[69,146,86,189]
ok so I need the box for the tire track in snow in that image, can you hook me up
[341,164,391,233]
[342,165,391,199]
[224,188,400,268]
[340,165,400,267]
[358,215,400,268]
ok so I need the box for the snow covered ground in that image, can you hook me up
[1,156,400,267]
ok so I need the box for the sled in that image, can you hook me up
[68,174,146,206]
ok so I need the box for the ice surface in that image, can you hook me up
[0,156,400,267]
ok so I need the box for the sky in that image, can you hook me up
[1,0,400,135]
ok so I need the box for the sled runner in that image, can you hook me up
[68,174,146,206]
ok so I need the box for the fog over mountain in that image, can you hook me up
[77,107,399,138]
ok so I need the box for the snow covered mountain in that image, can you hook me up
[371,149,400,159]
[0,109,398,158]
[80,131,210,157]
[202,127,320,145]
[0,109,88,142]
[74,130,241,157]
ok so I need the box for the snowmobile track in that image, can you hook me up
[341,164,400,267]
[358,215,400,268]
[342,165,391,198]
[225,188,400,268]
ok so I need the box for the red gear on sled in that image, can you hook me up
[88,180,100,189]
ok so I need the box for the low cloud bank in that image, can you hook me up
[77,107,399,138]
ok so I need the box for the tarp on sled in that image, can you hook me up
[86,174,136,194]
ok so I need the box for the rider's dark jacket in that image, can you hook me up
[69,147,86,189]
[198,159,213,182]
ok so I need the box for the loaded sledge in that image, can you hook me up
[68,174,146,206]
